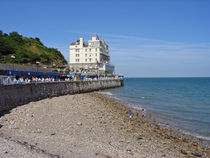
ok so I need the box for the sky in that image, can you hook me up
[0,0,210,77]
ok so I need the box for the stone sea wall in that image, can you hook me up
[0,79,123,114]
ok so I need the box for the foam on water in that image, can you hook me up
[181,130,210,141]
[97,91,113,96]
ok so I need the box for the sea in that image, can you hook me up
[99,77,210,141]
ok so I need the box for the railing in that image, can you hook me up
[0,76,123,85]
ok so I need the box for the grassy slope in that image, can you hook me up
[0,31,67,67]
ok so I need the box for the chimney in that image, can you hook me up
[80,37,83,47]
[92,34,99,41]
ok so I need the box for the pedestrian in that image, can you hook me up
[128,110,133,121]
[141,108,146,118]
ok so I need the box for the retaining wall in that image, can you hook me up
[0,79,123,114]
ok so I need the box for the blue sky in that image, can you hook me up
[1,0,210,77]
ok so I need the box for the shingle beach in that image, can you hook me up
[0,93,209,158]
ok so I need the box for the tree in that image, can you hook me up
[35,37,43,45]
[3,33,8,37]
[0,30,3,37]
[0,38,15,55]
[105,70,109,76]
[9,32,23,43]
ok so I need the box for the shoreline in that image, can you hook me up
[0,93,209,157]
[98,91,210,146]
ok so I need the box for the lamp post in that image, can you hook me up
[11,55,15,71]
[96,60,99,80]
[52,63,56,72]
[36,61,40,72]
[104,61,108,77]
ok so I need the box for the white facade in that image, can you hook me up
[69,34,114,75]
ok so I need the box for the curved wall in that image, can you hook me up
[0,80,123,114]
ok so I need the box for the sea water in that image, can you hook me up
[100,78,210,141]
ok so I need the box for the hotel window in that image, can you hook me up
[95,53,97,56]
[75,54,79,57]
[89,48,91,52]
[89,54,91,57]
[89,58,92,62]
[85,49,87,52]
[76,59,79,62]
[85,59,87,62]
[95,48,97,51]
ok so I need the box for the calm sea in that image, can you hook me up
[100,78,210,140]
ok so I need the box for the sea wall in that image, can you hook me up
[0,79,123,114]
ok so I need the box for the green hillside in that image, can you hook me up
[0,30,67,67]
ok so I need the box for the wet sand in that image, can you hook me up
[0,93,209,158]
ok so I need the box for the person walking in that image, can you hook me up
[141,108,146,118]
[128,110,133,121]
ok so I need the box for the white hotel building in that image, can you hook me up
[69,34,115,75]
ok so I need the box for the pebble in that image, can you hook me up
[193,142,198,147]
[181,148,188,155]
[165,135,170,139]
[37,129,41,133]
[1,118,8,122]
[129,152,134,156]
[126,149,132,152]
[77,122,82,126]
[182,138,189,143]
[191,152,202,157]
[10,125,19,129]
[137,137,143,140]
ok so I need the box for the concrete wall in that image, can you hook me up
[0,80,123,114]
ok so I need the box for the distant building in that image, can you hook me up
[69,34,115,75]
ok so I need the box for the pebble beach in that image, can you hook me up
[0,93,209,158]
